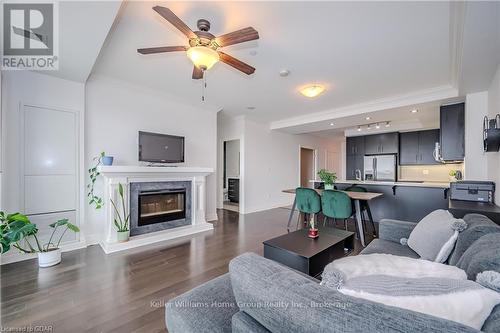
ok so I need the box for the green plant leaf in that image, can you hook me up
[113,218,120,230]
[118,183,124,197]
[66,222,80,233]
[49,218,69,228]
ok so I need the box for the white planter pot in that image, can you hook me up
[324,184,335,190]
[38,248,61,268]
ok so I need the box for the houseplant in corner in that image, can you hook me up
[0,211,79,267]
[318,169,337,190]
[111,183,130,242]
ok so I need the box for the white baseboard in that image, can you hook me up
[206,212,218,221]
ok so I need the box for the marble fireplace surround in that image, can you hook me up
[98,166,214,254]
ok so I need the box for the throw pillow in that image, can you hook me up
[336,275,500,330]
[407,209,464,262]
[321,253,467,290]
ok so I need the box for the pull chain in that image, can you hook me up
[201,70,207,102]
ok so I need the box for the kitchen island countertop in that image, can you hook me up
[310,179,450,189]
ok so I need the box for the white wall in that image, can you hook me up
[85,75,218,240]
[241,118,342,214]
[488,63,500,203]
[1,71,85,262]
[465,91,489,179]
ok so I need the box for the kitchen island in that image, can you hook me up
[311,180,450,223]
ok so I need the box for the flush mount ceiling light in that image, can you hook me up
[357,126,362,131]
[186,46,220,70]
[330,122,334,126]
[300,85,325,98]
[411,109,419,113]
[279,69,290,77]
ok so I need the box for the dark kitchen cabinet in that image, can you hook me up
[419,129,440,164]
[346,155,364,180]
[346,136,365,155]
[440,103,465,161]
[399,129,440,165]
[364,133,399,155]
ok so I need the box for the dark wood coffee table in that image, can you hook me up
[263,227,355,278]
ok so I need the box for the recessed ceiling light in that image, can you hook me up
[411,109,418,113]
[357,126,362,131]
[246,106,256,110]
[365,116,371,120]
[279,69,290,77]
[330,122,334,126]
[299,84,325,98]
[375,123,380,129]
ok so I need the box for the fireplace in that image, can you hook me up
[130,181,192,236]
[139,189,186,226]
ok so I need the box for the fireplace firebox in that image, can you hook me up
[139,189,186,226]
[130,181,192,236]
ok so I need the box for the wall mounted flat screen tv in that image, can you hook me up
[138,131,185,163]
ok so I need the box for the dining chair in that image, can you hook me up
[295,187,322,230]
[321,190,353,232]
[345,185,377,237]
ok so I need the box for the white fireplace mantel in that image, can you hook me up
[97,165,214,253]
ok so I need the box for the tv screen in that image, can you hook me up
[138,131,184,163]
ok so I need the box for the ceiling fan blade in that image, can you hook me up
[192,66,204,80]
[218,51,255,75]
[215,27,259,47]
[153,6,197,39]
[137,46,187,55]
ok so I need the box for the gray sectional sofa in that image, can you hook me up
[166,213,500,332]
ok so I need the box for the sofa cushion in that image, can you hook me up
[165,274,237,333]
[361,239,419,258]
[482,304,500,332]
[407,209,459,262]
[229,252,479,333]
[457,233,500,280]
[232,311,270,333]
[448,214,500,266]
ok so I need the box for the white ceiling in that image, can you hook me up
[55,0,499,137]
[40,1,122,82]
[92,1,457,123]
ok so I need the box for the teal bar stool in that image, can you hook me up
[295,187,322,230]
[345,186,377,237]
[321,190,353,231]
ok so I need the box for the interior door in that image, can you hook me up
[23,105,78,244]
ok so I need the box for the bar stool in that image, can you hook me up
[345,186,377,237]
[295,187,321,230]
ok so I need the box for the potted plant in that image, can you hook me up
[318,169,337,190]
[307,215,319,239]
[110,183,130,242]
[0,212,79,267]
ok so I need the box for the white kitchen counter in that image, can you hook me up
[310,179,450,188]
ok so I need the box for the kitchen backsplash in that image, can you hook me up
[399,164,464,182]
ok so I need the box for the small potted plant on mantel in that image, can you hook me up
[111,183,130,242]
[318,169,337,190]
[0,212,80,267]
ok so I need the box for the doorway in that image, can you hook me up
[300,147,315,188]
[223,139,240,212]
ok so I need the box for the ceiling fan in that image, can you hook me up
[138,6,259,80]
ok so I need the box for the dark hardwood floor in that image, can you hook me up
[1,208,374,333]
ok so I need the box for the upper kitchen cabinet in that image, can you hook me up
[364,133,399,155]
[346,136,365,155]
[440,103,465,161]
[399,129,440,165]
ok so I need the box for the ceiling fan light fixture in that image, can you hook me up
[187,46,219,70]
[300,85,325,98]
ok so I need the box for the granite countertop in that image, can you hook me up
[310,179,450,188]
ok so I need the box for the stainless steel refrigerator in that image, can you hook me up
[363,155,397,181]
